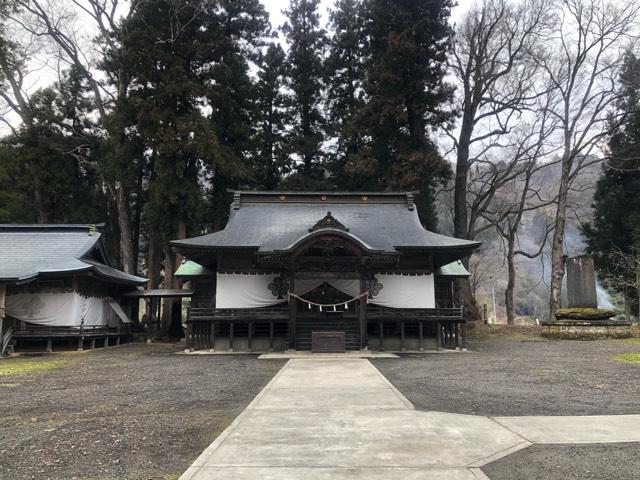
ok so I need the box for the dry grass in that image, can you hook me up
[0,357,67,377]
[614,352,640,364]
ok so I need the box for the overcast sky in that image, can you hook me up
[263,0,467,32]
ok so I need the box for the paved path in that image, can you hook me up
[180,359,640,480]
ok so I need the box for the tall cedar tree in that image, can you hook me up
[347,0,454,228]
[253,43,290,189]
[325,0,366,188]
[116,1,220,297]
[281,0,328,186]
[0,71,105,224]
[583,54,640,311]
[207,0,270,230]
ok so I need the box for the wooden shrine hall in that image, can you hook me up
[172,191,481,352]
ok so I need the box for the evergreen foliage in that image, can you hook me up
[253,43,291,190]
[583,53,640,306]
[343,0,455,228]
[0,72,105,224]
[325,0,366,188]
[1,0,464,279]
[281,0,328,185]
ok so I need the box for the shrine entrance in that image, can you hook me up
[292,282,361,351]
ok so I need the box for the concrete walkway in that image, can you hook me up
[180,359,640,480]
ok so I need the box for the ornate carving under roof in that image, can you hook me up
[308,211,350,233]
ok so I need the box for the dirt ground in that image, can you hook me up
[2,336,640,479]
[372,334,640,478]
[0,343,285,480]
[482,442,640,480]
[371,335,640,416]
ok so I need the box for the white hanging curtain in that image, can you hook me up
[5,292,77,326]
[326,279,360,297]
[4,292,119,327]
[295,279,360,297]
[293,279,324,296]
[216,273,283,308]
[215,274,364,309]
[369,273,435,309]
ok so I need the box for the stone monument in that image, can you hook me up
[566,255,598,309]
[541,255,630,339]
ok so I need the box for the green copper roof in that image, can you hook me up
[436,260,470,277]
[175,260,214,277]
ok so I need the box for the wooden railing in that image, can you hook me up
[186,305,465,351]
[367,306,463,321]
[10,321,128,352]
[186,307,289,351]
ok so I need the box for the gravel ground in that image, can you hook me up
[482,442,640,480]
[0,343,285,480]
[371,336,640,416]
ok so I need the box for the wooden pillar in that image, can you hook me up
[229,323,234,351]
[209,322,216,351]
[0,284,5,356]
[269,322,274,352]
[248,321,253,352]
[453,322,460,348]
[418,322,424,352]
[378,321,384,352]
[288,272,296,350]
[146,298,152,343]
[185,322,193,350]
[359,274,368,350]
[400,321,405,352]
[436,321,441,351]
[46,339,53,353]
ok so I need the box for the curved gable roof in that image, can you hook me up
[0,224,147,285]
[172,192,480,260]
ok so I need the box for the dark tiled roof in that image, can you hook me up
[172,192,480,257]
[0,224,147,285]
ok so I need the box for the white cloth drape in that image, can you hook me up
[369,274,435,309]
[294,279,360,297]
[216,274,362,308]
[5,292,122,327]
[215,273,434,309]
[216,273,281,308]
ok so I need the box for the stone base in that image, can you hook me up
[541,320,632,340]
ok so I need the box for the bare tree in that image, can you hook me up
[6,0,139,272]
[535,0,639,316]
[481,105,558,324]
[448,0,552,316]
[606,247,640,323]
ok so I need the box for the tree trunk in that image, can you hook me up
[549,153,571,317]
[505,237,516,325]
[147,231,160,289]
[160,220,186,338]
[115,184,136,274]
[132,163,145,272]
[160,246,176,337]
[624,287,630,323]
[636,266,640,325]
[453,115,479,320]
